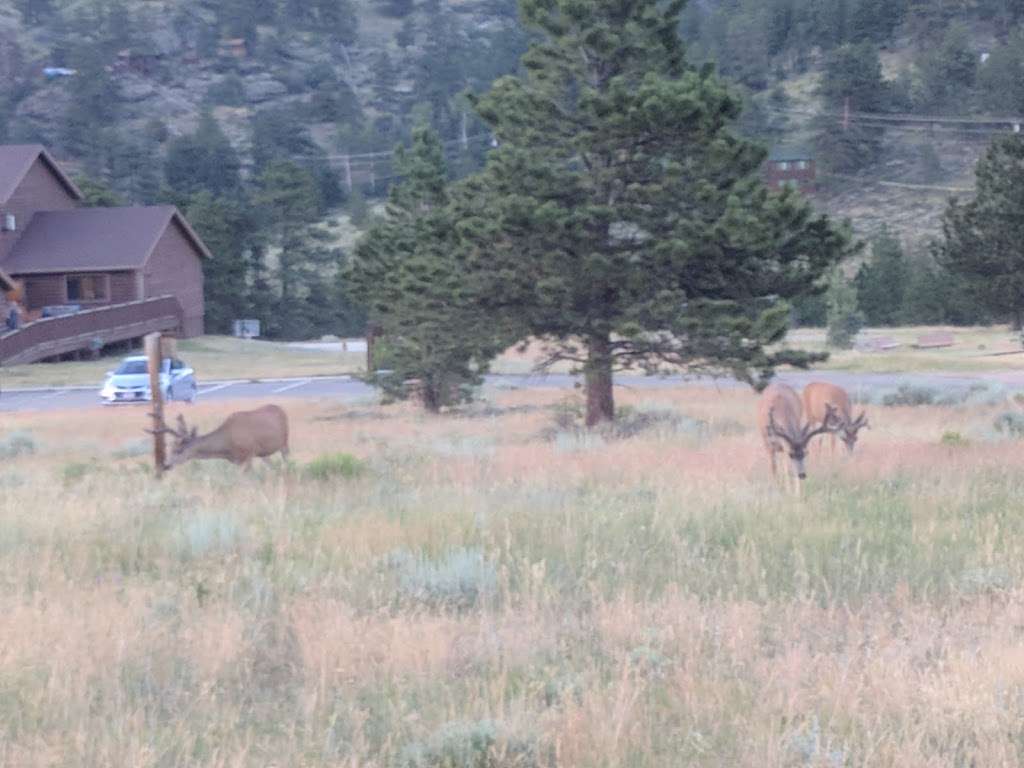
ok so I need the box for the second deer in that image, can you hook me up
[758,383,838,491]
[802,381,868,455]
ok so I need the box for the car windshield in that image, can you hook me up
[114,360,148,375]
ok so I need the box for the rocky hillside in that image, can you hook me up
[0,0,521,186]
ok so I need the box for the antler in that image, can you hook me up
[767,406,798,449]
[143,413,188,439]
[801,403,841,443]
[851,410,869,430]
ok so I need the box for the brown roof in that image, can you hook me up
[2,206,212,275]
[0,144,83,203]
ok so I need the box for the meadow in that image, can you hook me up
[3,383,1024,766]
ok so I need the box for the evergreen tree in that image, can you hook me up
[376,0,414,17]
[938,134,1024,328]
[457,0,852,425]
[184,192,254,334]
[348,127,511,411]
[820,42,889,111]
[59,48,120,159]
[855,226,909,326]
[396,16,416,48]
[15,0,54,25]
[164,112,242,198]
[74,177,124,207]
[254,161,338,338]
[977,37,1024,115]
[826,269,864,348]
[315,0,358,45]
[915,23,977,112]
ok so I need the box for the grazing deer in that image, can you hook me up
[802,381,868,455]
[757,383,838,490]
[158,405,290,470]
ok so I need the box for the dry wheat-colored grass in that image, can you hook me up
[3,385,1024,766]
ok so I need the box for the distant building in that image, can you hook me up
[0,145,212,363]
[765,146,816,193]
[218,38,249,60]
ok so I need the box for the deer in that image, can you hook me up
[757,383,839,492]
[156,405,290,471]
[802,381,868,455]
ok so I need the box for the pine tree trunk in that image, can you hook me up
[421,383,441,413]
[584,334,615,427]
[1015,307,1023,331]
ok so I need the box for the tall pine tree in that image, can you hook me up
[939,134,1024,328]
[348,127,512,411]
[457,0,852,425]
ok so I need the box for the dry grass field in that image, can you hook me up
[3,384,1024,766]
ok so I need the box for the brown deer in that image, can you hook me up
[757,383,838,490]
[160,405,290,470]
[802,381,868,455]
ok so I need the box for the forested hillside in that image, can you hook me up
[683,0,1024,238]
[0,0,1016,336]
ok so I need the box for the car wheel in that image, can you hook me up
[185,381,198,404]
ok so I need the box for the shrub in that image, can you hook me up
[940,431,969,447]
[0,431,36,458]
[178,513,241,559]
[304,453,366,480]
[60,461,94,485]
[994,411,1024,438]
[398,719,539,768]
[602,405,708,441]
[542,401,707,442]
[205,74,246,106]
[390,547,497,609]
[112,438,150,459]
[882,385,937,407]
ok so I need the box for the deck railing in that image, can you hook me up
[0,295,183,365]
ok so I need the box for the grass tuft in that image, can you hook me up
[0,430,36,458]
[304,452,367,480]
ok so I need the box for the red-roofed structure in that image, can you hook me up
[0,145,210,363]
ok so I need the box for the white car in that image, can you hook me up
[100,355,198,405]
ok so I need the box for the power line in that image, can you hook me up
[769,105,1024,127]
[290,132,495,163]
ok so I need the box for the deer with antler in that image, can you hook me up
[802,381,868,455]
[152,405,290,471]
[758,383,839,491]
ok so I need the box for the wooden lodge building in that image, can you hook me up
[0,145,211,365]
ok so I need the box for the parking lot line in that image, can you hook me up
[272,379,311,394]
[199,382,238,395]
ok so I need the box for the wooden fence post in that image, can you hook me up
[145,332,167,478]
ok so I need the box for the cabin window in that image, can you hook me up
[777,161,790,170]
[66,274,108,302]
[797,160,809,170]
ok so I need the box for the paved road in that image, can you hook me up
[2,370,1023,413]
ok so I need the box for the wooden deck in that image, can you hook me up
[0,295,183,365]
